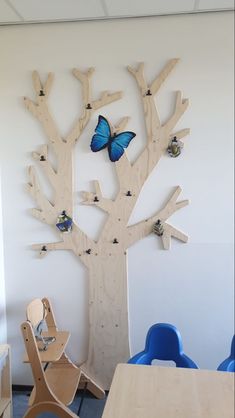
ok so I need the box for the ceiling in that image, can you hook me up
[0,0,234,25]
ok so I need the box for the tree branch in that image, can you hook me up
[99,61,190,247]
[157,186,189,220]
[112,117,134,189]
[92,91,123,110]
[26,68,124,259]
[73,67,95,106]
[31,71,54,98]
[81,180,114,213]
[29,208,49,224]
[24,72,63,148]
[161,223,188,250]
[164,91,189,134]
[128,62,161,137]
[127,60,187,186]
[170,128,190,141]
[43,72,54,97]
[126,186,189,249]
[66,69,122,145]
[32,241,71,258]
[32,70,42,95]
[150,58,179,95]
[32,145,57,189]
[127,62,147,95]
[128,59,179,142]
[27,166,56,224]
[32,224,96,266]
[114,117,130,134]
[126,61,189,198]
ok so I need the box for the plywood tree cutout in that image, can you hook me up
[25,59,190,389]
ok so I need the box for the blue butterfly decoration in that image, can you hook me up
[90,115,136,162]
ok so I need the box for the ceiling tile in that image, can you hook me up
[105,0,195,16]
[9,0,106,21]
[0,0,22,22]
[198,0,234,9]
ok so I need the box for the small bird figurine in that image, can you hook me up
[56,210,73,233]
[153,220,164,237]
[167,136,183,158]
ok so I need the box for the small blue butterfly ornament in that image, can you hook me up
[90,115,136,162]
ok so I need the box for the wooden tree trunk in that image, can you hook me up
[83,253,130,389]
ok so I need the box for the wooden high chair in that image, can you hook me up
[21,297,105,417]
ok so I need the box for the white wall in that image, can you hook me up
[0,171,7,343]
[0,11,233,383]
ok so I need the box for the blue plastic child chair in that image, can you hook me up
[217,335,235,372]
[128,323,198,368]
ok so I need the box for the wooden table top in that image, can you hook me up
[102,364,234,418]
[23,331,70,363]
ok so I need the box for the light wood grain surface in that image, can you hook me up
[0,345,12,418]
[102,364,234,418]
[23,331,70,363]
[25,62,190,389]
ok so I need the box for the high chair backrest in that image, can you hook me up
[26,298,58,332]
[26,298,45,328]
[26,298,57,351]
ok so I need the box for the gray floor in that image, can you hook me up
[13,391,107,418]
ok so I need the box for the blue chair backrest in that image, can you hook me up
[217,335,235,372]
[128,323,198,369]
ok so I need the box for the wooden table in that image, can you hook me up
[102,364,234,418]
